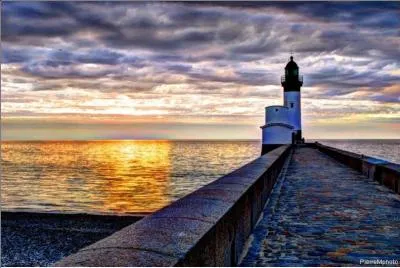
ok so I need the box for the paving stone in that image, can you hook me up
[241,146,400,266]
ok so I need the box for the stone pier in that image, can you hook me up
[241,146,400,266]
[55,144,400,267]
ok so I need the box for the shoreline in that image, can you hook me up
[1,211,145,267]
[1,210,151,219]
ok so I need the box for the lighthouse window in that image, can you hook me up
[290,103,294,108]
[275,109,278,112]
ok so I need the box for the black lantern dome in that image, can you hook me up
[281,56,303,92]
[285,56,298,71]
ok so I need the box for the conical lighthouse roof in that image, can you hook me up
[285,56,298,70]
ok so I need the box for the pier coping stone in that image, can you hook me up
[315,142,400,194]
[55,145,291,267]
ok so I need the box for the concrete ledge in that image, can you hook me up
[55,145,291,267]
[315,142,400,194]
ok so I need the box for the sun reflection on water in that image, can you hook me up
[1,140,259,214]
[2,141,173,214]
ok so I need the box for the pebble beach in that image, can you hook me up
[1,212,143,266]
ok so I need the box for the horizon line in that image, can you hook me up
[2,138,400,142]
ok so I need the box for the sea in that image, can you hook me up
[1,140,399,215]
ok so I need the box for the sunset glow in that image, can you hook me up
[1,2,399,140]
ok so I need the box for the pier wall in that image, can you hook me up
[315,143,400,194]
[55,145,291,267]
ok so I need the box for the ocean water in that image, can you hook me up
[1,140,259,214]
[1,140,399,214]
[318,139,400,163]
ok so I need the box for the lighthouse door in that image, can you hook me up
[291,132,295,144]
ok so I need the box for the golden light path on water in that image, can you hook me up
[3,140,398,215]
[1,140,259,214]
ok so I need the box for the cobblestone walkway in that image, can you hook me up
[241,147,400,266]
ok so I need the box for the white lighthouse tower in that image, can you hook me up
[261,56,303,154]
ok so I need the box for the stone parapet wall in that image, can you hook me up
[315,142,400,194]
[55,145,292,267]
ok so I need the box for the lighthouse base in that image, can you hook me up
[261,144,284,155]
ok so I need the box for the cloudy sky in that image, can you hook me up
[1,1,399,140]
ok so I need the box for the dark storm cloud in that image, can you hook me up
[74,50,124,65]
[371,94,400,103]
[2,47,32,63]
[163,64,193,74]
[1,1,399,103]
[3,2,398,45]
[2,2,119,36]
[215,1,400,29]
[2,3,76,41]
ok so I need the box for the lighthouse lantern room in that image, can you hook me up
[261,56,304,155]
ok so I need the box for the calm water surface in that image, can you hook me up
[1,140,259,214]
[2,139,399,214]
[318,139,400,163]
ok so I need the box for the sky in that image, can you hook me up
[1,1,399,140]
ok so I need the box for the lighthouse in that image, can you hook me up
[261,56,303,155]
